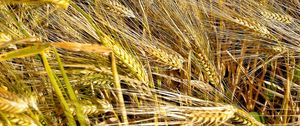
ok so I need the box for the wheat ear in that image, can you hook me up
[44,0,69,8]
[232,17,281,43]
[74,69,148,92]
[144,45,184,69]
[1,113,37,126]
[102,36,148,83]
[80,71,114,86]
[182,105,236,125]
[261,11,293,24]
[1,0,69,9]
[101,0,135,18]
[231,108,265,126]
[69,99,112,116]
[232,17,270,35]
[0,88,29,113]
[0,32,11,42]
[197,52,224,92]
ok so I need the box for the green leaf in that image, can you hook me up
[0,44,49,61]
[250,112,265,124]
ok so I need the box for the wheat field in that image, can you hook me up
[0,0,299,125]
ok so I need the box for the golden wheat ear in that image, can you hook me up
[230,108,265,126]
[97,0,136,18]
[232,17,270,35]
[102,36,149,84]
[69,99,113,116]
[2,113,37,126]
[184,105,236,125]
[0,0,69,9]
[144,45,184,69]
[196,52,224,93]
[0,32,12,42]
[231,16,281,42]
[0,87,30,113]
[261,11,293,24]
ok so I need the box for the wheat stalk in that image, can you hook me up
[51,42,111,54]
[111,52,129,125]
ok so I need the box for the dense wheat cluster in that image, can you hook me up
[0,0,299,125]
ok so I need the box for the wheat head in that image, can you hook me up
[100,0,135,18]
[144,45,184,69]
[0,0,69,9]
[230,108,264,126]
[185,105,236,125]
[232,17,270,35]
[102,36,149,83]
[0,88,29,113]
[261,11,293,24]
[1,113,37,126]
[197,52,224,93]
